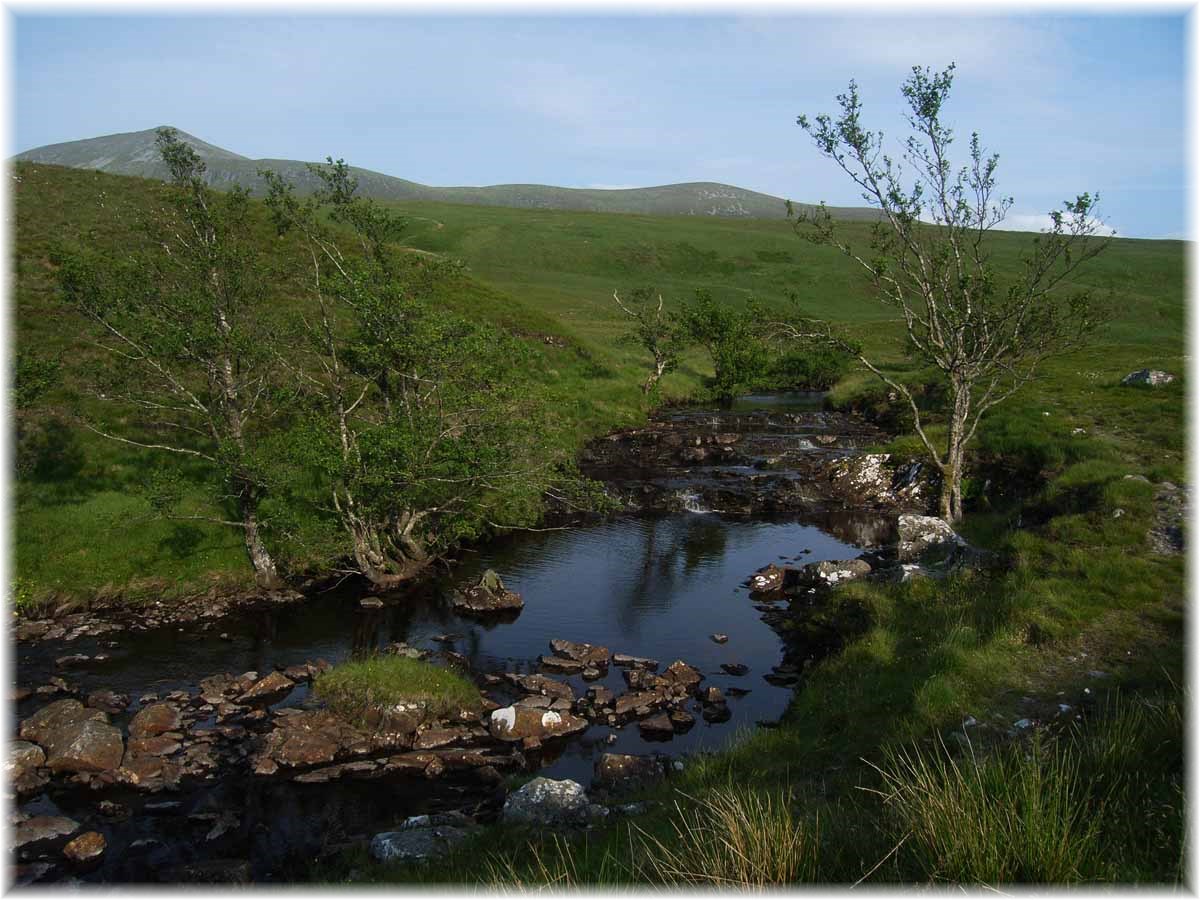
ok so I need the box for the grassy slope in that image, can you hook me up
[13,163,1186,883]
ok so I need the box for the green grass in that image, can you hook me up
[14,162,1188,885]
[312,655,481,726]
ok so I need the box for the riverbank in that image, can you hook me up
[325,370,1186,886]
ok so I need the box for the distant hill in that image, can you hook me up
[14,126,877,221]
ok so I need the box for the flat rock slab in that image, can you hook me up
[548,639,611,668]
[44,718,125,774]
[14,816,79,851]
[504,673,574,700]
[237,671,295,704]
[19,699,106,747]
[613,654,659,670]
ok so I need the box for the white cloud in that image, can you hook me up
[1001,211,1115,235]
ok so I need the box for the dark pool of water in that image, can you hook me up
[17,512,863,784]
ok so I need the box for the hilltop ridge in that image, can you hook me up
[15,126,877,221]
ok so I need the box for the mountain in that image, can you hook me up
[14,126,877,221]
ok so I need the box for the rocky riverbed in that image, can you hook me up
[10,393,941,884]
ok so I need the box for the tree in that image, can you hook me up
[612,286,684,395]
[677,290,767,406]
[263,160,556,589]
[786,64,1109,522]
[57,128,286,587]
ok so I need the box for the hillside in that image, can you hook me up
[14,126,879,221]
[12,162,1185,601]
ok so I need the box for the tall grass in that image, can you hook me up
[632,788,820,886]
[875,692,1184,885]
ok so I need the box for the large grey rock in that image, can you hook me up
[501,777,590,826]
[1121,369,1175,387]
[897,515,964,563]
[801,558,872,586]
[369,822,472,863]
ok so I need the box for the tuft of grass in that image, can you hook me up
[313,654,481,726]
[631,787,820,886]
[877,736,1103,884]
[876,691,1184,886]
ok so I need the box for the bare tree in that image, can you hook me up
[58,128,285,587]
[785,64,1110,522]
[612,288,682,394]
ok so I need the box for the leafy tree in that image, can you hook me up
[786,64,1109,521]
[56,128,286,586]
[263,161,556,589]
[677,290,767,406]
[612,286,685,395]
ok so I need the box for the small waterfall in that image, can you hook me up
[676,489,711,514]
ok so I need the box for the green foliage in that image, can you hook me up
[676,289,768,403]
[313,654,481,726]
[766,344,851,390]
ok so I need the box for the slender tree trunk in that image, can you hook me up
[642,356,668,394]
[240,493,283,589]
[941,380,969,523]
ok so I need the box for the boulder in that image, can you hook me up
[488,705,587,743]
[702,703,732,724]
[452,570,523,616]
[638,714,675,740]
[699,686,725,705]
[18,699,106,746]
[237,671,296,704]
[85,690,129,715]
[254,710,369,771]
[9,740,45,778]
[13,816,79,852]
[44,719,125,774]
[720,663,749,677]
[504,673,574,700]
[613,691,667,718]
[370,823,473,863]
[62,831,106,866]
[897,515,964,563]
[1121,369,1175,387]
[749,564,788,594]
[593,753,665,792]
[129,702,182,739]
[501,777,590,826]
[548,639,611,668]
[661,660,702,689]
[613,654,659,670]
[538,655,584,674]
[800,558,872,586]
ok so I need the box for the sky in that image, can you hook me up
[9,10,1188,239]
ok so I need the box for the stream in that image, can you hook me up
[11,392,906,883]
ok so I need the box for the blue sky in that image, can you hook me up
[11,12,1187,238]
